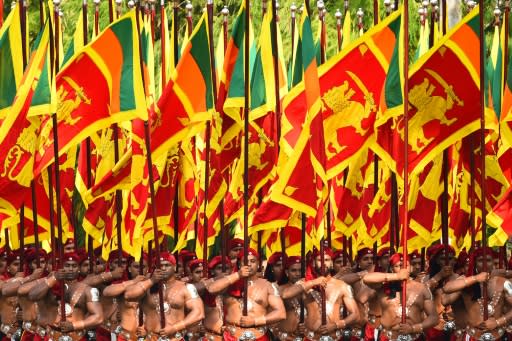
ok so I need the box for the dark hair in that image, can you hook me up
[264,264,277,283]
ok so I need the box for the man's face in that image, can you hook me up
[272,260,283,281]
[109,257,128,272]
[286,263,302,283]
[314,254,332,275]
[229,246,243,260]
[378,255,390,270]
[129,260,148,278]
[247,255,259,276]
[7,260,19,275]
[410,258,422,276]
[333,257,344,274]
[63,243,75,254]
[436,252,456,268]
[160,260,175,280]
[80,260,90,276]
[0,256,6,274]
[30,257,47,272]
[94,258,106,274]
[476,255,494,273]
[212,263,231,278]
[63,260,79,280]
[358,254,374,270]
[191,265,203,283]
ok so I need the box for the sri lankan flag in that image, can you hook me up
[34,11,146,175]
[0,2,24,120]
[150,11,213,160]
[285,9,402,180]
[271,0,324,217]
[0,20,50,216]
[500,12,512,148]
[374,8,481,179]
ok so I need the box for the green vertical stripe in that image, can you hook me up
[250,48,265,109]
[384,15,402,109]
[467,13,480,38]
[190,17,213,110]
[0,33,17,110]
[111,17,135,111]
[300,15,316,69]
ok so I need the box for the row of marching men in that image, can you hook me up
[0,237,511,341]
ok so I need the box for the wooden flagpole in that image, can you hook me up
[220,5,229,273]
[242,0,250,316]
[402,0,410,324]
[479,0,489,320]
[203,0,217,278]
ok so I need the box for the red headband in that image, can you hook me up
[356,248,374,260]
[6,251,20,265]
[229,238,244,250]
[63,252,81,263]
[389,253,403,266]
[238,247,259,260]
[377,247,391,258]
[207,256,231,270]
[427,244,455,261]
[158,252,177,265]
[267,252,283,265]
[108,250,130,263]
[409,250,421,260]
[285,256,302,269]
[189,259,203,272]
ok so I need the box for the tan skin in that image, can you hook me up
[0,256,7,276]
[28,260,104,335]
[0,259,22,334]
[210,254,285,335]
[443,255,512,337]
[303,255,359,338]
[195,263,235,339]
[274,263,327,340]
[12,258,48,328]
[363,260,438,337]
[103,260,148,339]
[124,260,204,339]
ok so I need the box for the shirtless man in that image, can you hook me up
[63,239,76,254]
[103,255,148,341]
[124,251,204,340]
[199,256,234,341]
[208,248,285,341]
[6,249,48,341]
[337,247,379,341]
[409,251,423,280]
[332,250,351,276]
[263,252,284,284]
[95,250,130,340]
[228,238,244,268]
[376,247,391,272]
[363,253,438,341]
[303,248,359,341]
[423,245,456,341]
[272,256,327,340]
[0,250,22,340]
[443,247,512,341]
[29,252,104,341]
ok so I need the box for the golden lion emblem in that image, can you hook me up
[400,69,463,154]
[322,71,376,160]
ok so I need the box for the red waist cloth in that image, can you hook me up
[21,330,45,341]
[95,326,112,341]
[223,330,269,341]
[425,327,447,341]
[380,335,423,341]
[304,338,341,341]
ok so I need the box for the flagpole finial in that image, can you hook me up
[10,0,16,8]
[221,5,229,20]
[356,7,364,26]
[186,0,192,17]
[93,0,100,6]
[494,4,501,25]
[335,8,342,23]
[290,2,297,17]
[128,0,135,8]
[53,0,60,7]
[383,0,391,14]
